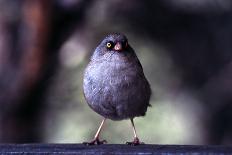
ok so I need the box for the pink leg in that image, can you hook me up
[83,118,107,145]
[126,118,144,146]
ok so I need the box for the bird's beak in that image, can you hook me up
[114,42,122,51]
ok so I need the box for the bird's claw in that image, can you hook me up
[126,137,144,146]
[83,138,107,145]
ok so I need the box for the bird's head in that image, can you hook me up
[91,33,132,61]
[103,33,128,52]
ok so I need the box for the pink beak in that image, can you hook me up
[114,42,122,51]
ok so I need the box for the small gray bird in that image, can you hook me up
[83,33,151,145]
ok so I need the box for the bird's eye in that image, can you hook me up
[106,42,112,48]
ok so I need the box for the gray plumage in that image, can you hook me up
[83,33,151,120]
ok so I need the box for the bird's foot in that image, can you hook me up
[83,138,107,145]
[126,137,144,146]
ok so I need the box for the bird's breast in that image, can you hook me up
[91,60,138,85]
[83,58,150,120]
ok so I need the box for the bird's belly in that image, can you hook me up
[83,63,149,120]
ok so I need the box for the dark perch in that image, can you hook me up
[0,144,231,155]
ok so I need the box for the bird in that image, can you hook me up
[83,33,151,145]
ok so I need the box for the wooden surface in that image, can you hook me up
[0,144,231,155]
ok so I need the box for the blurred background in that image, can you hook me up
[0,0,232,144]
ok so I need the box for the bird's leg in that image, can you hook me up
[83,118,107,145]
[126,118,144,146]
